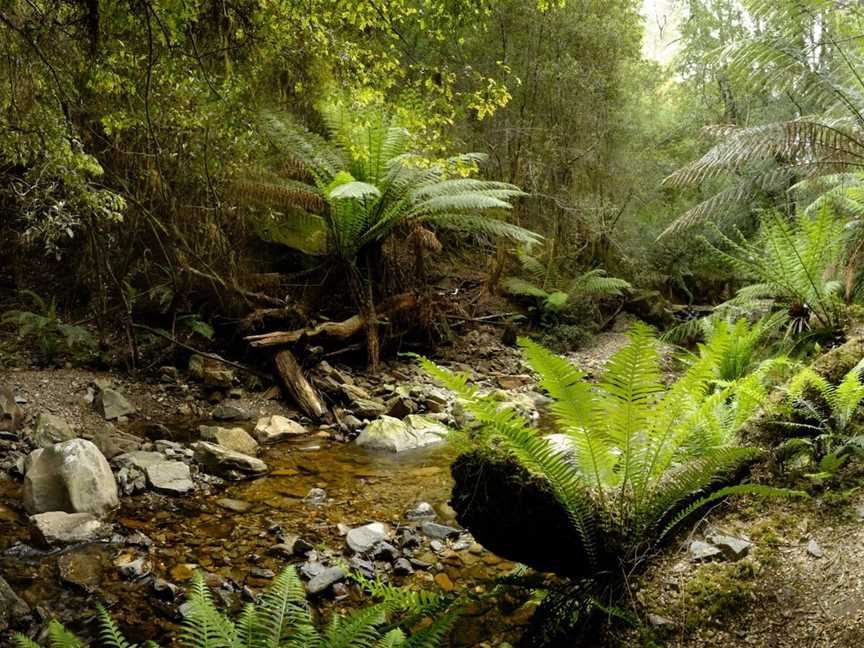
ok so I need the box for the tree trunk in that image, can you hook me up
[273,349,326,420]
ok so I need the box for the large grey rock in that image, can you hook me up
[146,461,194,495]
[346,522,388,553]
[306,566,346,595]
[29,511,111,547]
[0,385,24,433]
[0,575,29,631]
[192,441,267,479]
[420,522,460,540]
[356,415,448,452]
[95,387,136,420]
[199,425,258,456]
[23,439,119,516]
[254,415,306,444]
[33,413,75,447]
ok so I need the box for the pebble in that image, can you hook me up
[405,502,437,521]
[807,539,825,558]
[689,540,722,562]
[434,572,455,591]
[306,567,346,595]
[216,498,253,513]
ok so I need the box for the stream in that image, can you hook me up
[0,416,528,646]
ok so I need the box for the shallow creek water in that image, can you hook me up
[0,419,525,645]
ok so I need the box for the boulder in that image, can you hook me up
[32,413,75,447]
[346,522,389,553]
[0,385,25,433]
[0,576,29,632]
[29,511,111,547]
[189,354,234,387]
[211,403,252,421]
[23,439,119,516]
[199,425,259,455]
[254,415,306,444]
[146,461,194,495]
[356,415,447,453]
[192,441,268,479]
[94,387,136,420]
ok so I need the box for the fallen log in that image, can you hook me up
[274,349,326,420]
[245,293,417,348]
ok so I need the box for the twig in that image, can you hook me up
[445,312,517,323]
[131,322,270,380]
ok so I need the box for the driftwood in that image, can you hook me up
[274,349,326,420]
[245,293,417,348]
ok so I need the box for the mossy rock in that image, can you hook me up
[682,560,757,628]
[450,449,600,579]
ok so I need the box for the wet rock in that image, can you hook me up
[393,558,414,575]
[211,403,252,421]
[152,578,180,601]
[689,540,722,562]
[146,461,194,495]
[93,425,142,459]
[192,441,268,479]
[249,567,275,580]
[199,425,258,456]
[268,535,312,558]
[115,553,151,580]
[125,532,153,547]
[405,501,437,521]
[340,414,364,432]
[33,413,76,447]
[434,572,455,592]
[0,576,29,631]
[386,396,416,419]
[306,566,346,595]
[254,415,307,444]
[24,439,119,516]
[95,387,136,420]
[29,511,111,546]
[349,556,376,579]
[58,550,104,592]
[189,355,235,387]
[397,528,421,549]
[356,415,447,452]
[497,374,532,390]
[421,522,461,540]
[304,488,327,506]
[217,498,253,513]
[0,386,25,433]
[371,541,399,562]
[807,539,824,558]
[346,522,389,553]
[706,533,752,561]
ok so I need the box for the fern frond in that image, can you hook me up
[96,604,134,648]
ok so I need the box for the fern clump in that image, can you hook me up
[420,324,804,577]
[703,208,848,338]
[14,567,457,648]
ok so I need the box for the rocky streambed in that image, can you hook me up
[0,328,556,646]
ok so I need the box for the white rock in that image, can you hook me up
[29,511,111,546]
[254,415,307,444]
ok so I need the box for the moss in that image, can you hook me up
[682,560,757,628]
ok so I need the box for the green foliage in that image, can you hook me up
[241,104,539,263]
[704,208,848,334]
[15,567,456,648]
[1,290,96,366]
[777,360,864,481]
[502,245,630,325]
[419,324,804,575]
